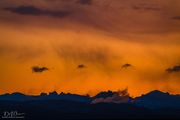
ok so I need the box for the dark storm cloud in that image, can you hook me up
[1,0,178,34]
[32,66,49,73]
[166,65,180,73]
[121,63,132,69]
[4,6,70,18]
[76,0,92,5]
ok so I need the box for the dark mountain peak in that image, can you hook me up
[11,92,26,96]
[0,92,29,101]
[143,90,169,98]
[148,90,165,94]
[40,93,48,96]
[60,92,65,95]
[152,90,167,93]
[0,93,10,96]
[49,91,58,96]
[94,90,114,99]
[0,92,26,97]
[135,90,180,109]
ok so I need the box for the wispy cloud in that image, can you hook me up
[54,45,111,65]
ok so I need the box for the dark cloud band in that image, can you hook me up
[172,16,180,20]
[4,6,70,18]
[77,0,92,5]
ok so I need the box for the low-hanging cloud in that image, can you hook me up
[92,89,131,104]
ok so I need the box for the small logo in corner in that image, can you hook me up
[1,111,25,119]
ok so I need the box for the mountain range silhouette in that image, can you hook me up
[0,90,180,119]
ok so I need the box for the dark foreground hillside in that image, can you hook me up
[0,100,180,120]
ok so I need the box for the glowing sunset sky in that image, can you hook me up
[0,0,180,97]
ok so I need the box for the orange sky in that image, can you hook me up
[0,0,180,97]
